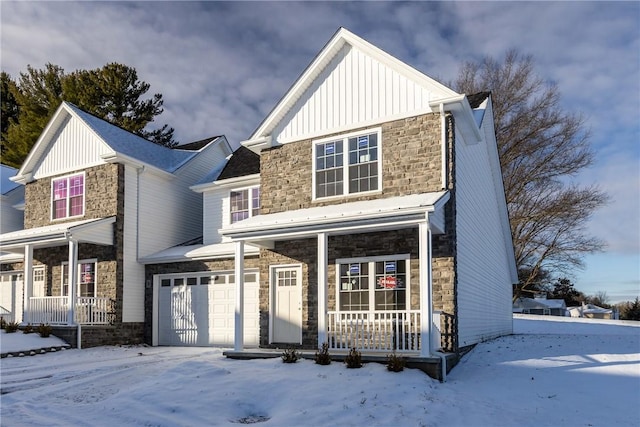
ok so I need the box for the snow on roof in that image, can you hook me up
[222,191,448,237]
[65,103,199,173]
[140,241,260,264]
[1,165,20,195]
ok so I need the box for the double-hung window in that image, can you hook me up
[337,255,409,312]
[52,173,85,219]
[230,187,260,224]
[62,260,96,298]
[314,128,381,199]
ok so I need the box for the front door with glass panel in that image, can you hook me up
[271,266,302,344]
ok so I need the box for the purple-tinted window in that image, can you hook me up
[52,174,84,219]
[230,187,260,224]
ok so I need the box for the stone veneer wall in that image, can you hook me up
[144,257,260,345]
[24,163,120,228]
[260,113,443,214]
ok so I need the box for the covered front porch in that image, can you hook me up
[0,217,116,326]
[221,191,453,358]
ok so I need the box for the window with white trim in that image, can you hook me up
[230,187,260,224]
[62,260,96,297]
[314,128,381,199]
[52,173,85,219]
[337,255,408,311]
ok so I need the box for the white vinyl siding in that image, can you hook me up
[0,189,24,234]
[202,190,226,244]
[272,44,434,145]
[122,164,144,322]
[455,118,514,347]
[33,115,108,179]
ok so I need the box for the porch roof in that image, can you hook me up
[220,191,449,242]
[0,217,115,253]
[139,241,261,264]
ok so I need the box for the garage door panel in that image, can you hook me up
[159,272,259,347]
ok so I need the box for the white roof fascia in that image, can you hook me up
[430,95,483,144]
[101,152,175,180]
[139,241,260,264]
[0,252,23,264]
[191,173,260,193]
[247,27,459,147]
[12,102,71,184]
[221,191,449,241]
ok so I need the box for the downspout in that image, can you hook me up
[439,103,447,190]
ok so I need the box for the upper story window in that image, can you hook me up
[230,187,260,224]
[52,173,84,220]
[314,128,382,200]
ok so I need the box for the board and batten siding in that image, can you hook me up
[32,115,108,179]
[455,122,514,347]
[272,44,434,145]
[122,164,145,322]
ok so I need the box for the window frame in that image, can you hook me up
[51,172,85,220]
[229,186,260,224]
[312,127,383,201]
[61,259,97,298]
[335,254,410,312]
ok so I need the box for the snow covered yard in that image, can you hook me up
[1,316,638,427]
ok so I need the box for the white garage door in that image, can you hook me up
[158,271,259,347]
[0,272,24,324]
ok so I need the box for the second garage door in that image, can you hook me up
[158,270,259,347]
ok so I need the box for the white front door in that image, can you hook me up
[32,267,45,298]
[271,266,302,344]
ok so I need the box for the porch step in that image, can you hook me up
[222,349,459,381]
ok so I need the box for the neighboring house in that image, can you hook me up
[214,27,517,361]
[0,101,232,347]
[1,165,25,322]
[568,304,616,320]
[513,296,568,316]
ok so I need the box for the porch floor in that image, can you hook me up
[223,348,460,381]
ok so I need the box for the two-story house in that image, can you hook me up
[0,102,232,347]
[217,28,517,372]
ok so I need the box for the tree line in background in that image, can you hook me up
[2,52,614,313]
[1,63,176,168]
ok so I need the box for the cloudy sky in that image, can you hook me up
[1,1,638,303]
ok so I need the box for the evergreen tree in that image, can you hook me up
[1,63,176,168]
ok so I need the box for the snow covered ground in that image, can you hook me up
[1,315,638,427]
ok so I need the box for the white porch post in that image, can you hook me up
[317,232,327,348]
[419,220,433,357]
[67,239,78,325]
[234,241,245,351]
[22,244,33,324]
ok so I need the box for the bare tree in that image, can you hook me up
[453,50,607,298]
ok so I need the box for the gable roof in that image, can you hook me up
[467,92,491,109]
[243,27,471,150]
[12,102,227,183]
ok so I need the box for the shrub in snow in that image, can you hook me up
[345,347,362,369]
[0,317,6,329]
[38,323,53,338]
[22,323,35,334]
[314,342,331,365]
[386,353,406,372]
[4,321,20,333]
[281,348,300,363]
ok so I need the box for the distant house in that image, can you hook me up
[567,304,616,320]
[513,296,567,316]
[0,102,232,346]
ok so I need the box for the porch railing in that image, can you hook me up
[28,297,112,325]
[327,310,421,352]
